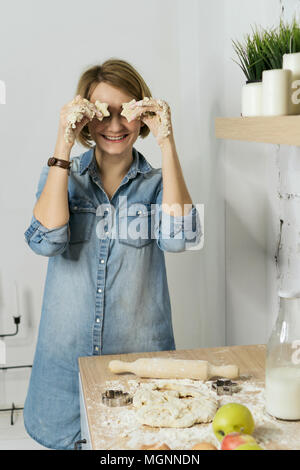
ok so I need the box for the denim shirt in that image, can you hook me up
[23,145,202,450]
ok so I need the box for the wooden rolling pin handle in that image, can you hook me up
[209,364,239,379]
[109,360,132,374]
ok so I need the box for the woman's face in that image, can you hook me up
[88,82,143,157]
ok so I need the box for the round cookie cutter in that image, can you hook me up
[101,389,133,407]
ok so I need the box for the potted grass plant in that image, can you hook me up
[232,26,266,116]
[232,19,300,117]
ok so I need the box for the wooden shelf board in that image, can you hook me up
[215,115,300,146]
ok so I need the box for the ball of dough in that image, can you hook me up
[133,384,218,428]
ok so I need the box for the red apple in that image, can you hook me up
[221,432,257,450]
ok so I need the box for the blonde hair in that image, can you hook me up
[75,58,152,147]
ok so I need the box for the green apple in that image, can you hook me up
[212,403,255,441]
[235,443,263,450]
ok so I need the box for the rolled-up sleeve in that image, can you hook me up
[154,184,203,253]
[24,165,70,257]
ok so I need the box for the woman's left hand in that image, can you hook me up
[127,97,173,147]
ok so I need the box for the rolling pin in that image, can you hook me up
[108,358,239,381]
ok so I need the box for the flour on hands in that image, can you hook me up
[121,97,172,145]
[65,96,110,144]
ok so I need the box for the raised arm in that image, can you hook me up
[24,95,95,256]
[125,98,202,252]
[33,96,91,229]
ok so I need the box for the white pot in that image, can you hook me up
[283,52,300,115]
[262,69,291,116]
[241,82,263,117]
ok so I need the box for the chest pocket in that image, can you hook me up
[69,199,96,243]
[118,202,156,248]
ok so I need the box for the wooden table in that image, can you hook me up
[78,344,300,450]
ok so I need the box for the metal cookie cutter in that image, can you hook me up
[101,390,133,407]
[211,379,241,396]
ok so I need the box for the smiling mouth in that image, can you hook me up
[101,134,129,142]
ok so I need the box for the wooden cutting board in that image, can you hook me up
[78,345,300,450]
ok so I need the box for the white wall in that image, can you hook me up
[173,0,227,348]
[222,0,281,345]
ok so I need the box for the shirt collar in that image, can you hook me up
[79,145,152,177]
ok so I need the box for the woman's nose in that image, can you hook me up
[107,114,125,131]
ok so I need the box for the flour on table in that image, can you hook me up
[87,377,299,450]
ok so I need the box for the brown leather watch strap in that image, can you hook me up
[47,157,72,174]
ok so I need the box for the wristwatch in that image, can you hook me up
[47,157,72,175]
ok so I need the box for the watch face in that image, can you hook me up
[49,157,56,166]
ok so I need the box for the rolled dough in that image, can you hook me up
[133,384,218,428]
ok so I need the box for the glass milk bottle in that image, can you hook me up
[265,293,300,420]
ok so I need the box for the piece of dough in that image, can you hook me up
[120,99,138,122]
[133,384,218,428]
[64,98,109,143]
[94,100,110,118]
[120,97,156,122]
[120,97,171,141]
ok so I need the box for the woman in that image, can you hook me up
[23,58,201,450]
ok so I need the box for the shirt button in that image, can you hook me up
[94,346,99,351]
[96,318,100,323]
[100,259,105,264]
[74,206,78,210]
[98,288,102,293]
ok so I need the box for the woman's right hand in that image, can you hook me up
[54,95,92,157]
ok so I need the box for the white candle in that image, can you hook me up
[262,69,291,116]
[241,82,263,117]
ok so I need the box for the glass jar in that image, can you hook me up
[265,293,300,420]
